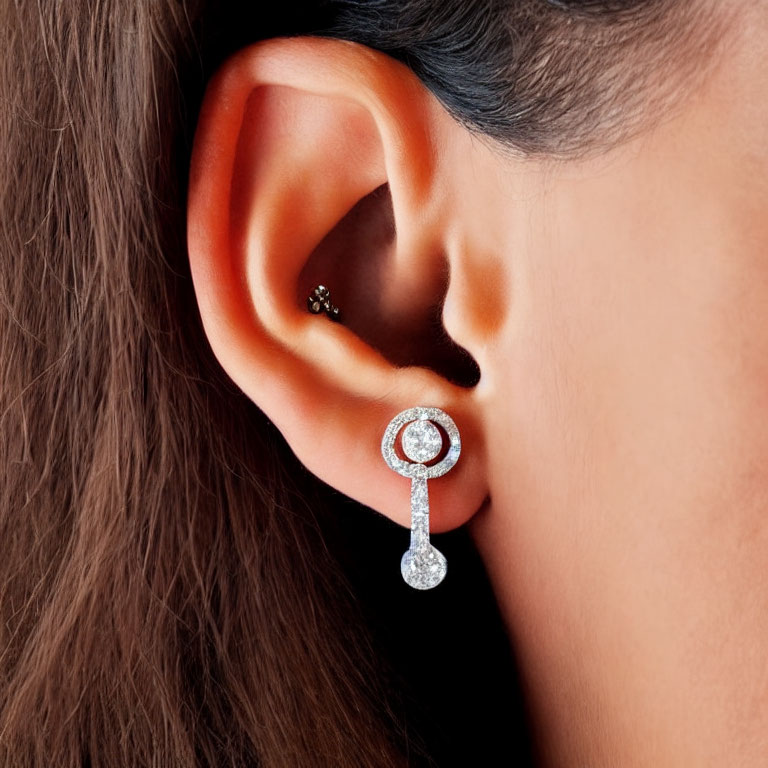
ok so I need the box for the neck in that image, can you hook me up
[470,474,768,766]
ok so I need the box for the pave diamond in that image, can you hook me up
[401,419,442,463]
[401,545,448,590]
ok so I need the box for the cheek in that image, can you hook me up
[482,216,768,556]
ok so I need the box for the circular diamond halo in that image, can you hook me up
[380,406,461,479]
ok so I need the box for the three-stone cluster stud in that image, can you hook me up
[381,407,461,590]
[306,284,341,321]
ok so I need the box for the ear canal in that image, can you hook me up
[299,183,481,388]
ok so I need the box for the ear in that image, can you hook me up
[187,36,488,532]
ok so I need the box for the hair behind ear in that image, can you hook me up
[0,6,428,768]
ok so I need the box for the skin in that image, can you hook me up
[187,8,768,766]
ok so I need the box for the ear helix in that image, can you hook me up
[381,407,461,590]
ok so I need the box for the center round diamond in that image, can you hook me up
[401,419,442,463]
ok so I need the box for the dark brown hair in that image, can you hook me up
[0,1,726,766]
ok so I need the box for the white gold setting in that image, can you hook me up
[381,407,461,590]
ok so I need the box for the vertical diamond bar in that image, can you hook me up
[410,474,430,550]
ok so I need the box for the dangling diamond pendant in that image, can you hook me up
[381,407,461,590]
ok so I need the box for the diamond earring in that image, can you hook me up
[381,407,461,590]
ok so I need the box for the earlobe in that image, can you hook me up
[187,36,489,536]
